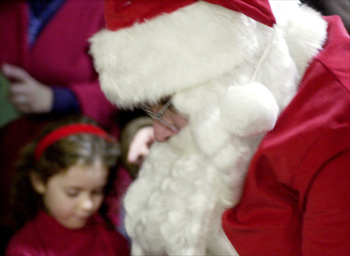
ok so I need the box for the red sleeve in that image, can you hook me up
[70,81,119,132]
[302,149,350,255]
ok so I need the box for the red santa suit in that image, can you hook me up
[223,15,350,255]
[5,211,130,256]
[89,0,350,255]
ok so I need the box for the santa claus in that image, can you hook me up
[90,0,350,255]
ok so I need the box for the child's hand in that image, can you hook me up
[2,63,53,114]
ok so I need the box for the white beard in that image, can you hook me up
[124,123,262,256]
[122,22,304,255]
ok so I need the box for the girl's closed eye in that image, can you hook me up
[66,188,80,197]
[92,188,105,196]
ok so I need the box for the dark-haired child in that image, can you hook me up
[5,116,130,256]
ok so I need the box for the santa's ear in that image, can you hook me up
[30,171,46,194]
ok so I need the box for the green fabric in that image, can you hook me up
[0,74,21,128]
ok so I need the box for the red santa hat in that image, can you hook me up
[90,0,277,113]
[104,0,275,31]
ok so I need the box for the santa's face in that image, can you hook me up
[125,97,251,254]
[126,83,261,255]
[145,98,188,142]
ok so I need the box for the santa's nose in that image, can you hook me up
[153,121,178,142]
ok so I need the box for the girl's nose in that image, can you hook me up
[80,195,94,212]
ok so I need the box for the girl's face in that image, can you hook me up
[33,162,109,229]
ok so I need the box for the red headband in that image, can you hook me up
[35,124,112,161]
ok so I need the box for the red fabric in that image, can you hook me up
[0,0,118,130]
[104,0,275,31]
[104,166,133,227]
[222,16,350,255]
[5,212,130,256]
[204,0,275,27]
[105,0,194,31]
[0,0,119,225]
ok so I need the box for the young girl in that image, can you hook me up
[5,115,130,256]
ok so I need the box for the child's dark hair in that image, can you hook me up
[10,115,120,230]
